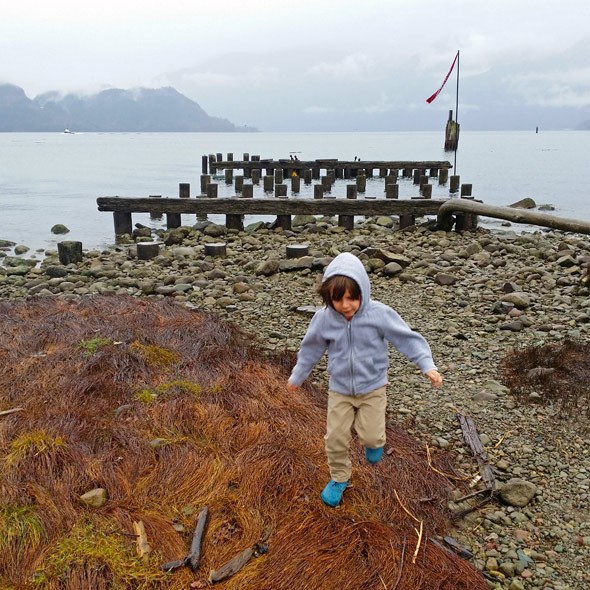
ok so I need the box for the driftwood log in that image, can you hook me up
[161,506,209,572]
[437,199,590,235]
[457,412,496,492]
[132,520,151,562]
[208,543,268,584]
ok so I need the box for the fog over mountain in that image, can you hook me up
[0,84,256,132]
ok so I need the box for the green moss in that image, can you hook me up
[79,337,112,356]
[5,430,66,467]
[34,521,165,588]
[135,380,202,403]
[130,342,180,367]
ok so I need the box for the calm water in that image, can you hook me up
[1,131,589,254]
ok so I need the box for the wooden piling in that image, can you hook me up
[206,184,218,198]
[235,175,244,193]
[225,169,233,184]
[149,195,163,220]
[386,184,399,199]
[314,185,324,199]
[303,169,312,185]
[449,175,460,193]
[166,213,181,229]
[137,242,160,260]
[201,155,208,174]
[242,184,253,198]
[252,169,261,184]
[421,184,433,199]
[113,211,133,236]
[200,175,210,195]
[286,244,309,259]
[356,174,366,193]
[460,183,472,197]
[399,214,415,229]
[263,176,274,192]
[291,175,301,193]
[204,242,227,257]
[346,185,357,200]
[275,184,287,198]
[275,169,284,185]
[438,169,449,185]
[321,176,332,193]
[57,241,83,265]
[179,183,190,198]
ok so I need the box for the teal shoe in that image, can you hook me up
[321,480,349,507]
[365,446,384,464]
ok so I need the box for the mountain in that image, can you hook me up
[0,84,257,132]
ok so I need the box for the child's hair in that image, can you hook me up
[318,274,361,308]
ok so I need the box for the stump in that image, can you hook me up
[137,242,160,261]
[286,244,309,259]
[204,243,227,257]
[57,241,83,265]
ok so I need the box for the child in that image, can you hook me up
[287,252,442,507]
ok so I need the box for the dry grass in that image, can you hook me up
[0,295,487,589]
[501,338,590,420]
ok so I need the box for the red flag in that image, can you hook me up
[426,51,459,104]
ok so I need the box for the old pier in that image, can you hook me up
[97,153,479,236]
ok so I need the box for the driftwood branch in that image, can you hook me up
[436,199,590,235]
[0,407,24,417]
[456,411,496,492]
[188,506,209,570]
[208,547,254,583]
[132,520,151,562]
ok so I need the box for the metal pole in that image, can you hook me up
[454,50,460,174]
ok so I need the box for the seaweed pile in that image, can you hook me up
[0,295,487,589]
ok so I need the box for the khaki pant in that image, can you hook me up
[325,386,387,482]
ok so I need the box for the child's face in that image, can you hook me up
[332,289,361,321]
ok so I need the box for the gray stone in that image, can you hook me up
[51,224,70,235]
[80,487,108,508]
[499,478,538,507]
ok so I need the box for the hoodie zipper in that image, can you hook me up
[347,320,355,394]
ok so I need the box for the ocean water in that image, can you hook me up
[1,130,589,255]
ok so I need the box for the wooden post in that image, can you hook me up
[166,213,181,229]
[421,184,433,199]
[321,176,332,193]
[379,167,387,178]
[57,241,83,265]
[314,185,324,199]
[303,169,312,185]
[263,175,274,192]
[201,155,208,174]
[460,183,473,197]
[274,169,284,185]
[386,184,399,199]
[413,170,421,185]
[286,244,309,258]
[439,169,449,185]
[235,175,244,193]
[312,166,320,180]
[346,185,357,200]
[226,215,243,231]
[200,175,211,195]
[137,242,160,260]
[429,167,438,177]
[242,184,253,198]
[389,168,399,178]
[204,242,227,257]
[227,153,233,162]
[113,211,133,236]
[356,174,366,193]
[365,167,373,178]
[243,153,251,178]
[216,152,223,163]
[225,169,233,184]
[399,214,415,229]
[275,184,287,197]
[179,183,190,198]
[206,184,218,198]
[149,195,162,220]
[339,215,354,230]
[275,215,292,230]
[385,175,397,189]
[252,169,261,184]
[450,175,460,193]
[291,175,301,193]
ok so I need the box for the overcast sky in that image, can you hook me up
[2,0,590,130]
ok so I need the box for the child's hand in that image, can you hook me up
[286,382,299,393]
[425,369,442,387]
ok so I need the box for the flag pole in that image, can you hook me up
[454,50,460,174]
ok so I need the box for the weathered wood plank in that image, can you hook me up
[212,160,453,171]
[97,196,447,217]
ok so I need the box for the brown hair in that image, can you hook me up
[318,275,361,309]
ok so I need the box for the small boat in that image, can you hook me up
[63,129,75,134]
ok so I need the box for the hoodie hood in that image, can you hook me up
[322,253,371,313]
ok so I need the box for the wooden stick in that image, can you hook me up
[208,547,254,583]
[0,407,24,417]
[456,411,496,491]
[188,506,209,570]
[132,521,151,562]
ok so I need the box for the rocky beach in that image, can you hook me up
[1,214,590,590]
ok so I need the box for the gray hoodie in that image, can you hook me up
[288,252,437,395]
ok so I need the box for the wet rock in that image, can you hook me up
[499,479,538,507]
